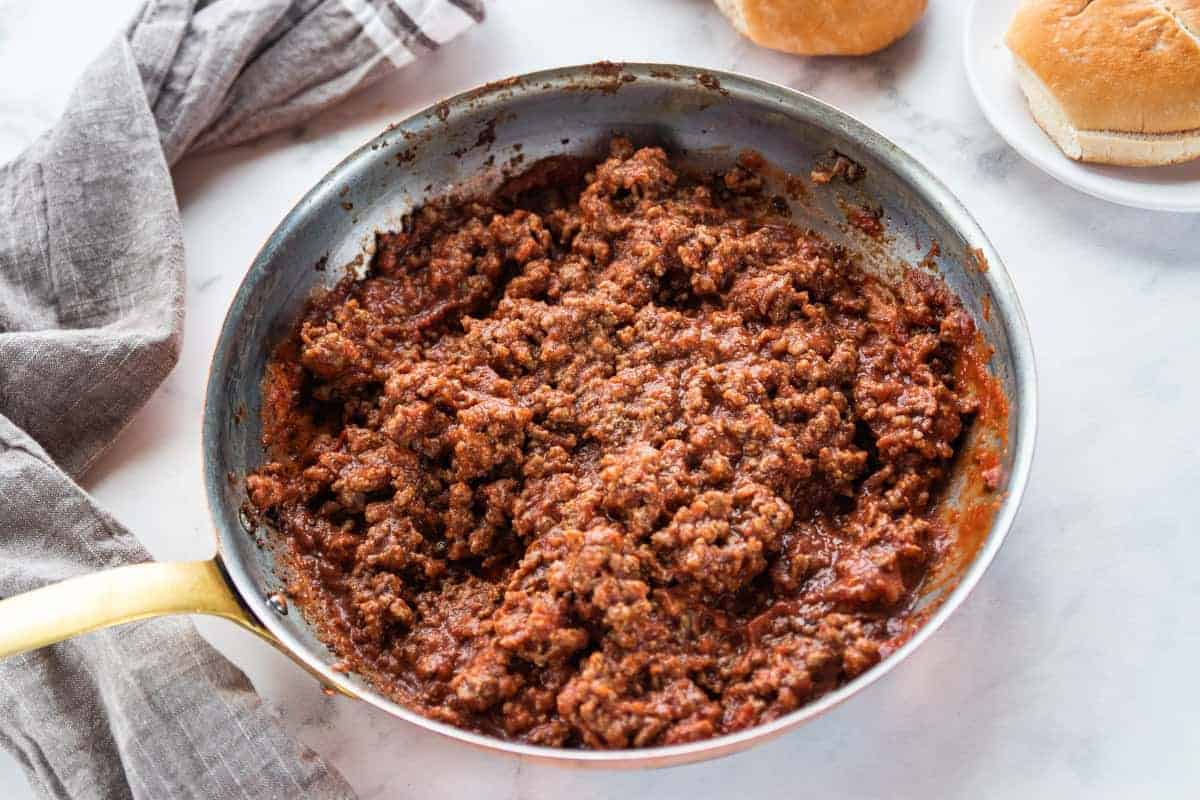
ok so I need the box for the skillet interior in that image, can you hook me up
[202,63,1034,767]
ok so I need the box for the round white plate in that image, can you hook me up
[964,0,1200,213]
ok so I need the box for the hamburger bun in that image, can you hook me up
[1005,0,1200,167]
[713,0,928,56]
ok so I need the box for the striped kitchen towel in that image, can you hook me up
[0,1,481,798]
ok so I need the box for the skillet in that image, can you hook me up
[0,63,1036,769]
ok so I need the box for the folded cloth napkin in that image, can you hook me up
[0,1,482,797]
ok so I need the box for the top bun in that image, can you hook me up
[1005,0,1200,166]
[714,0,928,56]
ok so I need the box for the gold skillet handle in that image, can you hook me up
[0,559,271,659]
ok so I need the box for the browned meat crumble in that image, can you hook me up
[246,138,991,749]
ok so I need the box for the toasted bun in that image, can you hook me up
[713,0,927,56]
[1005,0,1200,166]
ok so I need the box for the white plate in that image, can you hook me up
[964,0,1200,213]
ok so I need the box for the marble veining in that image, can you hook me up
[1,1,1198,798]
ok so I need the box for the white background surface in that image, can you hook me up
[1,1,1198,797]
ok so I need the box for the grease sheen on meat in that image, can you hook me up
[246,139,985,749]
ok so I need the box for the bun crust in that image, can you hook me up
[714,0,927,56]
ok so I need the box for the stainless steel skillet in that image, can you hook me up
[0,63,1037,769]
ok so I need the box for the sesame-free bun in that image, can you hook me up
[713,0,927,56]
[1005,0,1200,167]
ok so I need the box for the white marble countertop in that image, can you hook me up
[1,1,1198,797]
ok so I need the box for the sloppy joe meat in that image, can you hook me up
[246,138,986,749]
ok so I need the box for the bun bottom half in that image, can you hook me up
[1014,60,1200,168]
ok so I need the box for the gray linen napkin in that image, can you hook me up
[0,1,482,797]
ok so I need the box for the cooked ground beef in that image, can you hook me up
[246,138,992,749]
